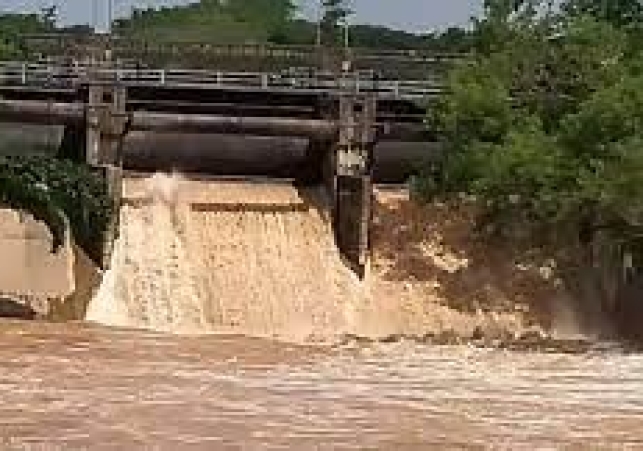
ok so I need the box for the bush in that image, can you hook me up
[0,155,114,265]
[422,1,643,253]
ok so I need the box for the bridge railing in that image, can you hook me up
[0,61,445,100]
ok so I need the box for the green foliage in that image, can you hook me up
[426,27,475,53]
[320,0,352,46]
[110,0,473,51]
[0,155,114,264]
[3,2,475,54]
[424,0,643,249]
[563,0,643,29]
[0,12,53,58]
[430,60,514,146]
[468,125,578,230]
[561,74,643,157]
[576,136,643,235]
[114,0,295,44]
[0,40,18,59]
[0,12,52,36]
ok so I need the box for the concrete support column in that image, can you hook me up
[333,93,377,278]
[86,83,129,269]
[86,84,128,167]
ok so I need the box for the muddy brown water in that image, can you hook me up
[1,321,642,450]
[2,175,643,449]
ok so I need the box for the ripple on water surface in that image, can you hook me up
[0,321,642,449]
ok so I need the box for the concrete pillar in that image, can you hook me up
[85,83,129,269]
[86,84,128,167]
[333,93,377,278]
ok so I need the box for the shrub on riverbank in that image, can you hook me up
[421,1,643,258]
[0,155,114,265]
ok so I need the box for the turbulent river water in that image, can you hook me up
[1,322,642,449]
[1,175,642,449]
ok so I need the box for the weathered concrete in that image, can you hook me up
[331,94,377,277]
[0,209,75,305]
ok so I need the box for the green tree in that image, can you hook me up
[0,155,114,265]
[40,5,58,29]
[0,12,53,58]
[564,0,643,53]
[563,0,643,28]
[320,0,353,46]
[424,0,643,251]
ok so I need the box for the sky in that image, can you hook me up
[0,0,483,33]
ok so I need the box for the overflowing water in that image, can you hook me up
[87,175,366,340]
[87,174,478,341]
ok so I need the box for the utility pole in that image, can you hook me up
[92,0,99,33]
[316,0,322,46]
[343,19,350,49]
[107,0,113,34]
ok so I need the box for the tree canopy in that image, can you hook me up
[110,0,472,50]
[319,0,352,46]
[0,12,53,58]
[0,154,114,266]
[563,0,643,28]
[1,1,476,53]
[423,0,643,252]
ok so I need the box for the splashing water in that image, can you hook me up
[87,173,369,341]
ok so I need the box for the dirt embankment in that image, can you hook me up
[369,189,596,342]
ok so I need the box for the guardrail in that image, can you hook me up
[0,61,444,101]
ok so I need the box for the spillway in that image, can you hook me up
[87,173,368,341]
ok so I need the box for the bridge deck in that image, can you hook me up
[0,62,442,102]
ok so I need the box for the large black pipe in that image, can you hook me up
[0,99,84,125]
[0,99,336,138]
[121,132,443,183]
[130,111,337,138]
[123,133,310,178]
[0,99,429,141]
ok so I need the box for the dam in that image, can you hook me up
[1,34,642,450]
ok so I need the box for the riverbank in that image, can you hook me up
[366,188,602,342]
